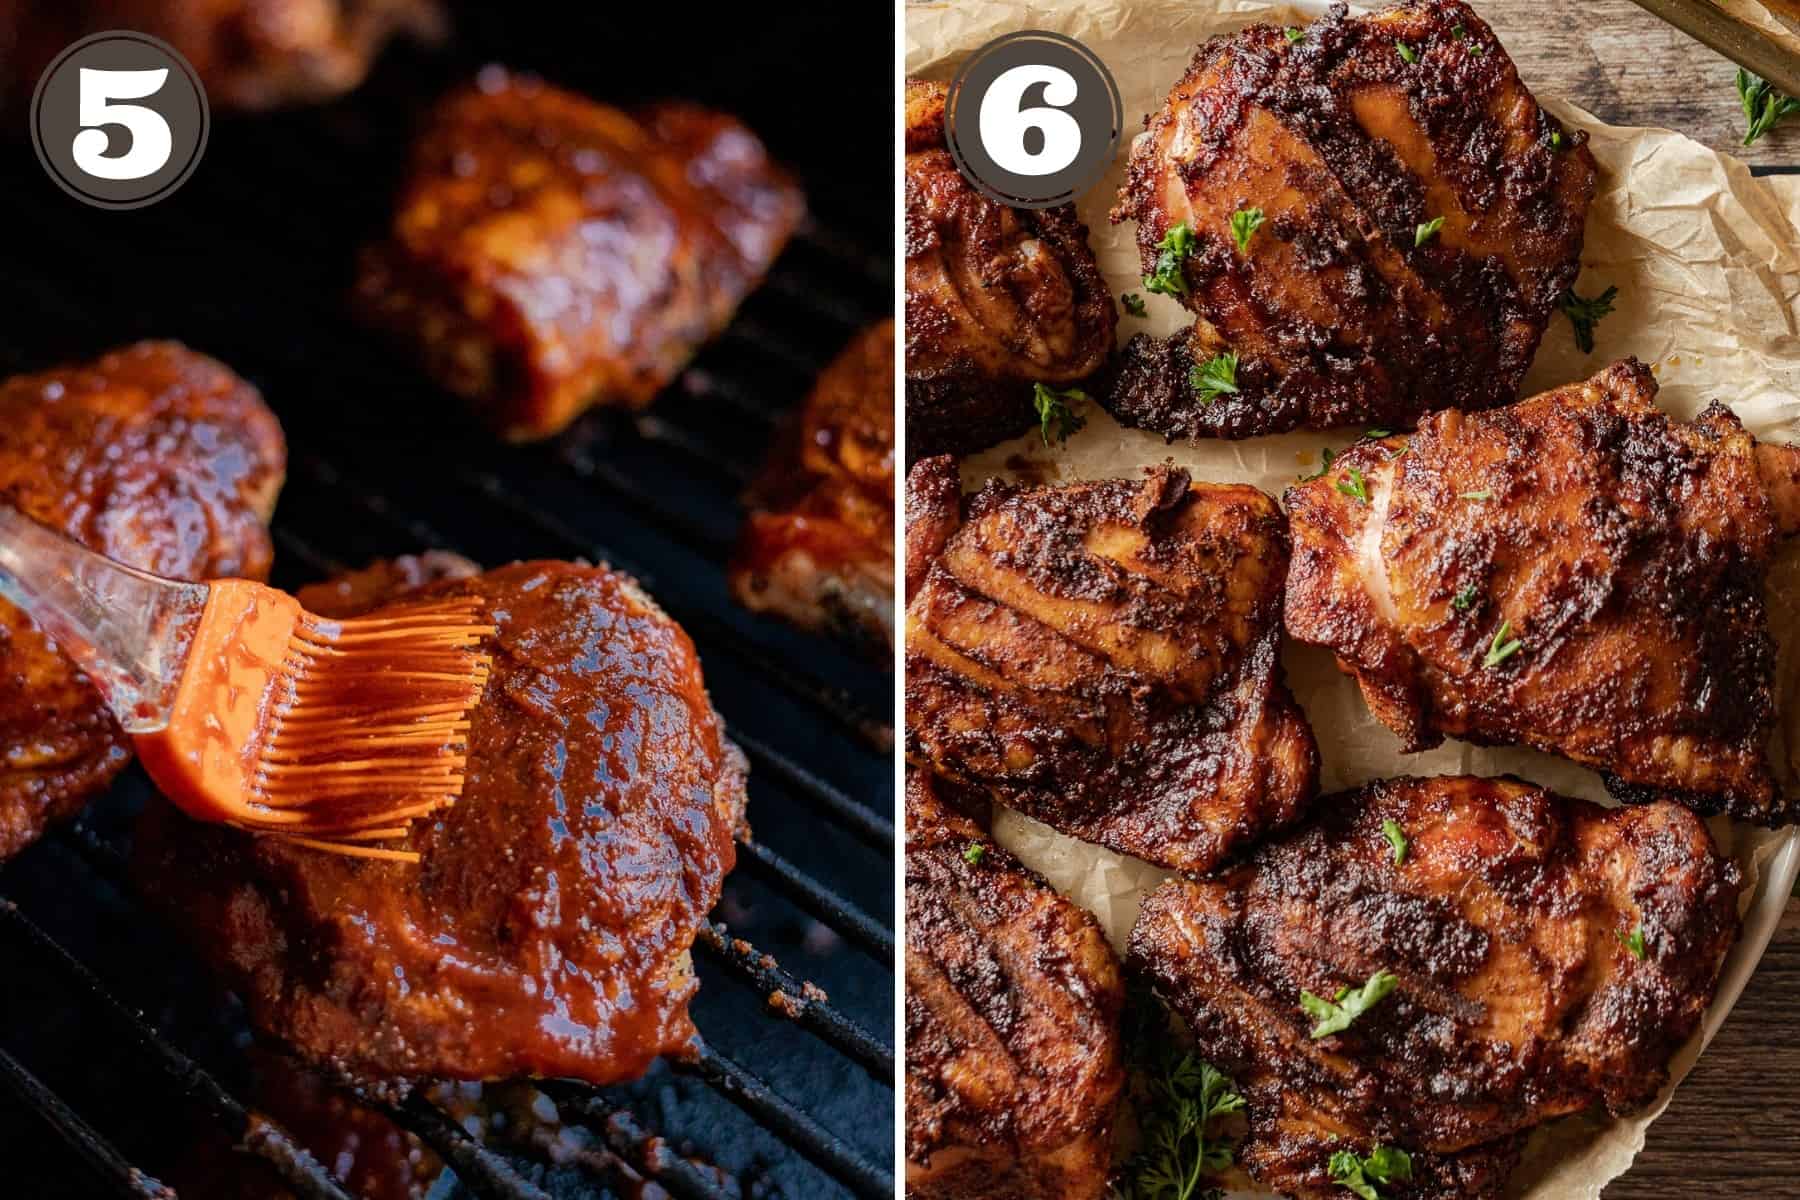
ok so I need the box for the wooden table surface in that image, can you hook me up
[1482,2,1800,1194]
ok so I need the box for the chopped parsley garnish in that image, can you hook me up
[1484,619,1524,667]
[1738,68,1800,147]
[1190,351,1240,403]
[1622,928,1647,960]
[1396,40,1419,64]
[1559,285,1618,353]
[1414,216,1444,247]
[1459,488,1493,501]
[1550,129,1565,151]
[1300,447,1336,482]
[1230,207,1266,254]
[1285,26,1306,43]
[1122,292,1148,318]
[1381,819,1409,866]
[1118,985,1246,1200]
[1336,466,1369,505]
[1301,971,1398,1039]
[963,841,987,866]
[1330,1145,1414,1199]
[1452,23,1465,38]
[1032,382,1088,447]
[1144,221,1198,297]
[1451,584,1477,612]
[1365,427,1392,438]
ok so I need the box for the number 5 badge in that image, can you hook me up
[944,30,1122,209]
[30,31,209,210]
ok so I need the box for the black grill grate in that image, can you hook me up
[0,5,893,1198]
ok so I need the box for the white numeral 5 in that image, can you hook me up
[72,67,172,181]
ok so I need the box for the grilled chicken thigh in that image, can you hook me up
[905,459,1317,871]
[731,320,895,656]
[0,342,285,862]
[1131,775,1741,1200]
[136,557,748,1085]
[1108,0,1594,439]
[0,0,443,110]
[905,770,1125,1200]
[356,67,804,441]
[905,80,1116,459]
[1285,358,1800,824]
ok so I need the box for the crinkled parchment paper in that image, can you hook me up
[908,1,1800,1195]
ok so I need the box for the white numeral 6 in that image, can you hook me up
[72,67,173,181]
[977,63,1082,178]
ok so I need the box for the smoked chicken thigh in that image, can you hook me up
[356,67,804,441]
[1285,358,1800,824]
[905,80,1116,459]
[1131,775,1741,1200]
[0,342,285,862]
[905,770,1124,1200]
[135,558,748,1085]
[904,458,1317,871]
[0,0,442,110]
[731,320,895,657]
[1108,0,1594,439]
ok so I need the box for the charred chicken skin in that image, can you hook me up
[1285,358,1800,824]
[355,67,804,442]
[135,556,748,1085]
[905,80,1116,460]
[905,770,1125,1200]
[0,0,443,110]
[1108,0,1595,439]
[1131,775,1741,1200]
[731,320,895,657]
[905,457,1318,871]
[0,342,285,862]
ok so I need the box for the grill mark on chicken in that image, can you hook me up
[1130,775,1741,1199]
[905,460,1318,871]
[905,80,1117,460]
[0,342,285,862]
[1107,1,1594,440]
[1284,357,1800,823]
[905,771,1124,1200]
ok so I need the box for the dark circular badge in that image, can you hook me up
[944,30,1122,209]
[29,30,209,210]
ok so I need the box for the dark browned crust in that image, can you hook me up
[354,68,804,442]
[1108,0,1595,439]
[904,771,1124,1200]
[904,79,1117,461]
[135,559,747,1086]
[0,342,285,862]
[1130,775,1741,1199]
[905,455,964,602]
[1283,357,1794,824]
[905,465,1319,872]
[730,321,896,659]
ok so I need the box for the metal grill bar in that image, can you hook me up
[372,1092,552,1200]
[733,839,893,962]
[695,923,892,1080]
[629,413,758,487]
[0,1044,173,1200]
[540,1086,739,1200]
[0,896,357,1200]
[675,1043,894,1200]
[732,730,893,849]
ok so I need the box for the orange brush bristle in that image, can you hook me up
[133,580,494,862]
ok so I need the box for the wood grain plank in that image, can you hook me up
[1479,0,1800,164]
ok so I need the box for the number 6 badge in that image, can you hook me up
[944,30,1123,209]
[30,31,209,210]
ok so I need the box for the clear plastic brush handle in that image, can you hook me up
[0,505,207,733]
